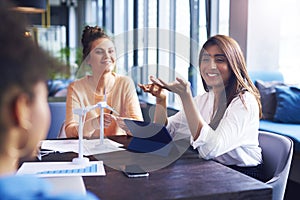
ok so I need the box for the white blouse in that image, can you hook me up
[166,91,262,167]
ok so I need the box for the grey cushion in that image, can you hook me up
[255,80,286,120]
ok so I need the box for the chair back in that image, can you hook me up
[47,102,66,139]
[259,131,293,200]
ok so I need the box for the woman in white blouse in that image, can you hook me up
[139,35,265,181]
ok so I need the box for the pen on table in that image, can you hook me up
[37,150,59,161]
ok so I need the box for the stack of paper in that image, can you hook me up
[41,138,125,156]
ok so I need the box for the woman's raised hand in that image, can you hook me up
[166,77,192,97]
[138,76,166,101]
[139,75,191,98]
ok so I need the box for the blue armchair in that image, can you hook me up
[47,102,66,139]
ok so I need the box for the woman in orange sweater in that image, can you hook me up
[65,26,143,138]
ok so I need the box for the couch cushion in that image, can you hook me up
[273,85,300,123]
[255,80,286,120]
[259,120,300,152]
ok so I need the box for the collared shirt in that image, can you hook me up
[166,91,262,167]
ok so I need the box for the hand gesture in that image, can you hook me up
[143,75,191,98]
[138,75,167,102]
[163,77,191,97]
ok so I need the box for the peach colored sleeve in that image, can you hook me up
[65,82,80,138]
[119,76,143,121]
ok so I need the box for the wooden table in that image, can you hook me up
[42,136,272,200]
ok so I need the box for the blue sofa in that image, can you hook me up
[249,70,300,184]
[249,70,300,153]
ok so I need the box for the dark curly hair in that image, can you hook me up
[81,25,111,60]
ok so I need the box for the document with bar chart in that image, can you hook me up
[17,161,106,177]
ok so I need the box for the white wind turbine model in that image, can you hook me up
[95,101,119,145]
[72,101,119,164]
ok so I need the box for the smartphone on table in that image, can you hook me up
[123,164,149,178]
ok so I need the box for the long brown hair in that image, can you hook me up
[199,35,262,129]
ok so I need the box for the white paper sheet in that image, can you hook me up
[17,161,106,177]
[41,138,125,156]
[45,176,87,195]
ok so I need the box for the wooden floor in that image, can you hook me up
[284,179,300,200]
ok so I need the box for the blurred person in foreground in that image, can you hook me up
[0,1,99,199]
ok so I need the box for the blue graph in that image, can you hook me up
[37,164,98,175]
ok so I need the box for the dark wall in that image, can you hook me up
[24,6,68,26]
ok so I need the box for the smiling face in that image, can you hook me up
[87,38,116,77]
[200,45,232,90]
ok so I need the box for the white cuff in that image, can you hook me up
[190,123,210,149]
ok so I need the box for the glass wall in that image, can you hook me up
[33,1,300,102]
[84,0,230,108]
[42,0,230,104]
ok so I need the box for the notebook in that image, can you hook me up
[124,119,172,153]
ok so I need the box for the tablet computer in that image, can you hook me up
[124,119,172,153]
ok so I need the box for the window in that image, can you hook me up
[88,0,230,107]
[218,0,229,35]
[278,0,300,84]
